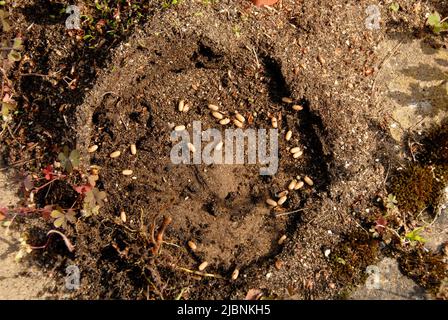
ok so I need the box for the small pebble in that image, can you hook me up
[122,169,133,176]
[282,97,293,103]
[266,198,278,207]
[271,117,278,129]
[231,268,239,280]
[285,130,292,141]
[278,235,287,245]
[120,211,126,223]
[174,125,186,131]
[88,145,98,153]
[130,144,137,155]
[304,176,314,186]
[208,104,219,111]
[198,261,209,271]
[324,249,331,258]
[110,151,121,158]
[212,111,224,120]
[219,118,231,125]
[318,55,325,65]
[187,240,197,251]
[275,259,283,270]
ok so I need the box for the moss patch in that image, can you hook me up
[398,249,448,296]
[389,165,444,215]
[330,231,379,293]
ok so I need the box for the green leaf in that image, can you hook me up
[1,102,15,117]
[69,149,80,168]
[386,194,398,209]
[0,9,11,32]
[53,217,65,228]
[12,38,23,50]
[51,210,64,219]
[82,188,106,217]
[8,50,21,62]
[58,147,79,173]
[92,188,106,207]
[65,209,77,224]
[441,22,448,32]
[389,3,399,12]
[427,12,441,27]
[405,227,426,244]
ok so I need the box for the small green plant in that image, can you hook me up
[162,0,180,9]
[427,12,448,34]
[385,194,398,210]
[1,100,15,123]
[51,208,77,229]
[82,187,107,217]
[0,9,10,31]
[58,147,80,173]
[1,37,23,63]
[404,227,426,245]
[389,3,399,13]
[232,25,241,38]
[8,37,22,61]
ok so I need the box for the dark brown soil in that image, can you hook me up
[1,0,447,300]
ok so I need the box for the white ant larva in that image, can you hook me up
[130,144,137,155]
[110,151,121,158]
[198,261,209,271]
[187,143,196,153]
[219,118,231,125]
[231,268,239,280]
[293,150,303,158]
[288,179,297,191]
[88,145,98,153]
[277,195,287,206]
[278,235,287,245]
[233,119,244,128]
[304,176,314,186]
[235,113,245,123]
[208,104,219,111]
[122,169,133,176]
[187,240,197,251]
[174,125,186,131]
[266,198,278,207]
[294,181,305,190]
[178,100,185,112]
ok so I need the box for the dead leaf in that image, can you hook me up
[245,288,263,300]
[252,0,279,6]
